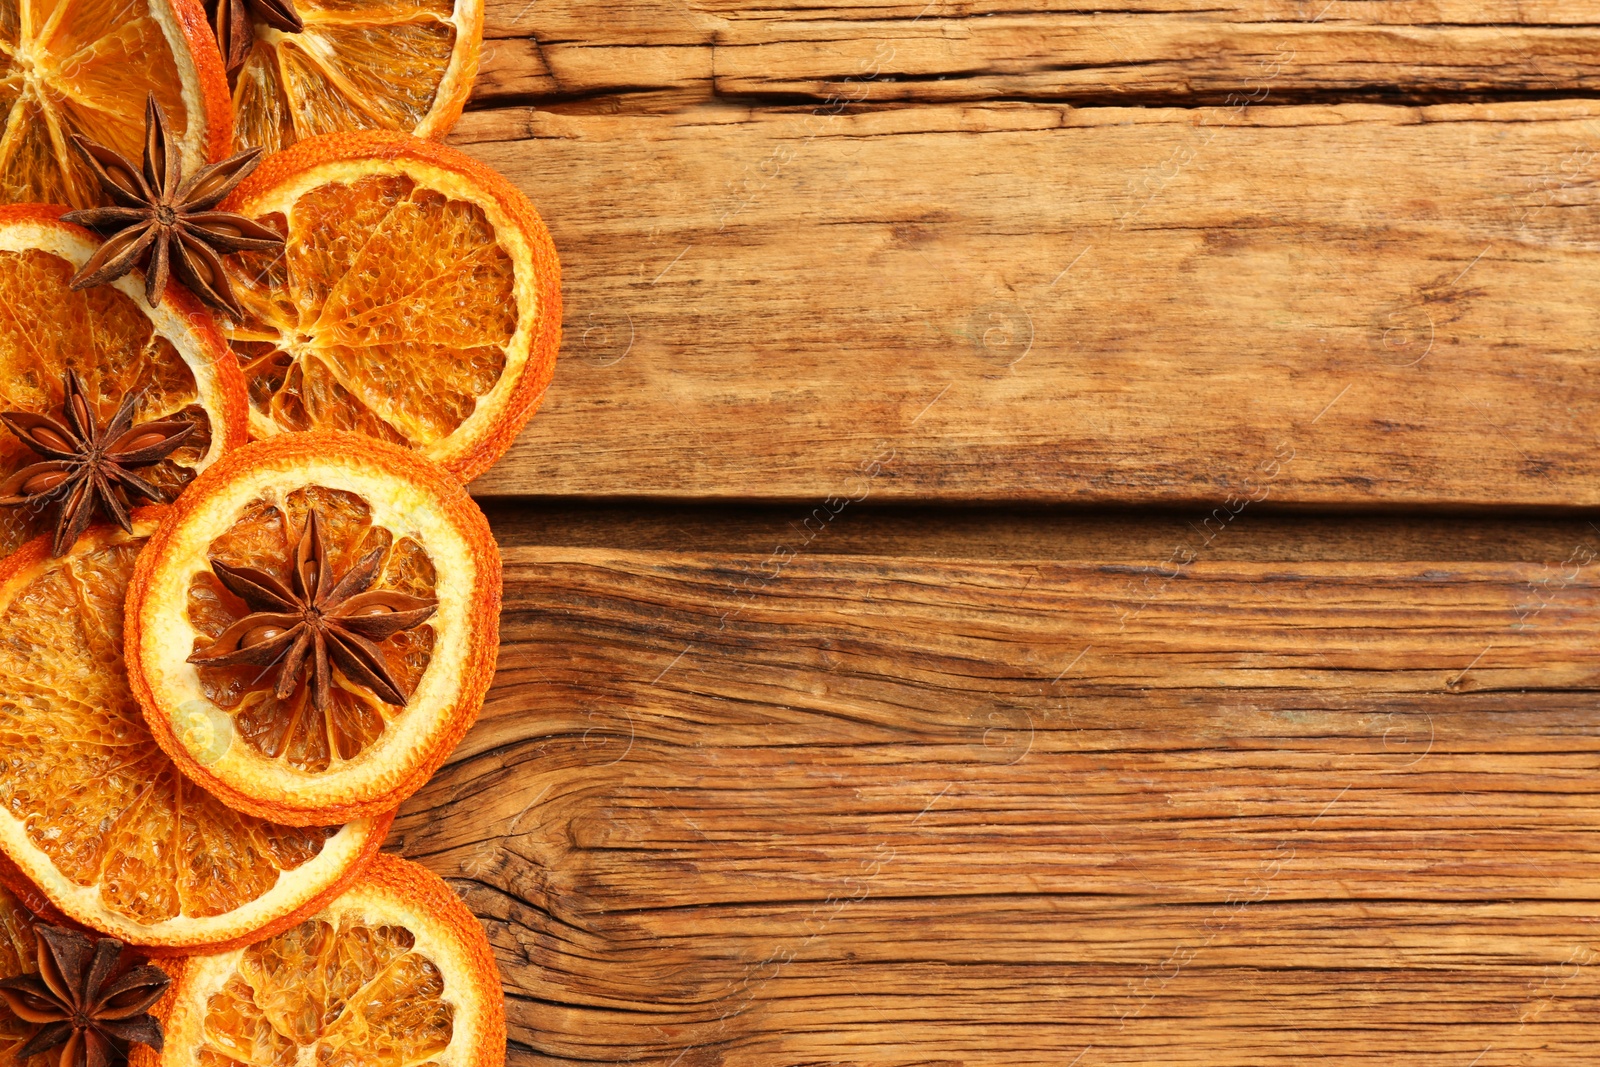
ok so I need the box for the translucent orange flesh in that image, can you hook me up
[225,173,515,449]
[187,485,439,773]
[0,535,333,925]
[0,0,194,208]
[199,916,453,1066]
[0,248,214,558]
[231,0,460,156]
[0,886,37,1064]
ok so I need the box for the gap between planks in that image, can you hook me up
[477,501,1600,564]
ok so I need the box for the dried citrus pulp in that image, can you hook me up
[134,853,503,1067]
[229,0,482,155]
[0,9,541,1056]
[0,882,40,1057]
[0,514,389,950]
[0,205,248,559]
[218,132,561,481]
[127,432,501,825]
[0,0,231,208]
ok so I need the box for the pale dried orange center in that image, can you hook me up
[200,916,454,1066]
[0,535,334,925]
[226,174,515,451]
[0,248,215,557]
[232,0,463,154]
[187,484,439,772]
[0,887,37,1061]
[0,0,194,207]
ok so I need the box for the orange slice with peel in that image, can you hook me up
[132,853,504,1067]
[0,0,232,209]
[0,512,390,952]
[127,432,501,826]
[0,205,248,559]
[230,0,482,155]
[218,131,561,482]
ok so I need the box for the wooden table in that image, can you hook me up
[410,4,1600,1061]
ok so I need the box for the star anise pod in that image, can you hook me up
[0,370,194,557]
[188,508,438,713]
[209,0,303,79]
[60,93,285,319]
[0,925,169,1067]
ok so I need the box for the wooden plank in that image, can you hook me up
[470,0,1600,108]
[708,18,1600,105]
[454,100,1600,506]
[393,546,1600,1064]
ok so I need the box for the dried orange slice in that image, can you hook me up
[0,205,249,559]
[133,854,504,1067]
[218,132,561,482]
[0,513,391,952]
[127,432,501,826]
[0,882,43,1058]
[0,0,232,209]
[229,0,482,154]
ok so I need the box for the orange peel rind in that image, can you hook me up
[127,433,502,826]
[0,514,391,952]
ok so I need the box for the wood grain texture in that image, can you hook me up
[473,0,1600,108]
[394,546,1600,1064]
[442,6,1600,1062]
[455,99,1600,506]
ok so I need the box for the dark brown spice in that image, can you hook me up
[0,925,169,1067]
[60,94,285,318]
[188,508,438,713]
[208,0,304,79]
[0,370,194,557]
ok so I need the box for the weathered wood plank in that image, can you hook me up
[470,0,1600,108]
[392,547,1600,1063]
[708,19,1600,104]
[453,100,1600,506]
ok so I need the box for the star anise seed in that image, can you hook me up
[188,508,438,714]
[0,370,194,557]
[61,93,286,319]
[0,924,170,1067]
[209,0,303,79]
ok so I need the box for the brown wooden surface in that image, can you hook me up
[409,6,1600,1063]
[398,542,1600,1064]
[473,0,1600,108]
[452,3,1600,506]
[451,98,1600,506]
